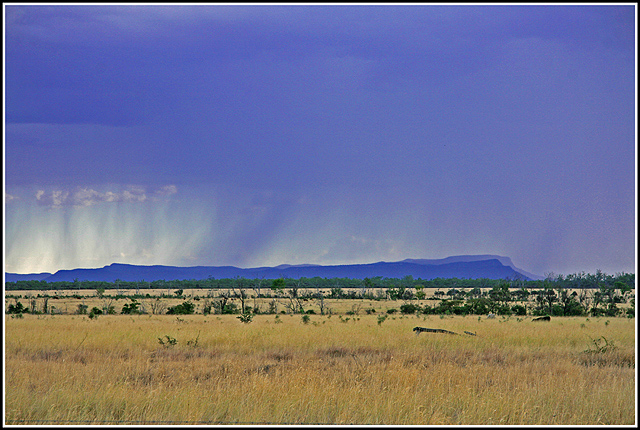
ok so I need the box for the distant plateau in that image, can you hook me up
[4,255,543,283]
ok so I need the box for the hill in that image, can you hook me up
[5,255,540,282]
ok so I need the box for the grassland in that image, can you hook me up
[4,312,636,425]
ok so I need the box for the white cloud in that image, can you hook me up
[154,185,178,197]
[34,185,177,208]
[5,193,19,204]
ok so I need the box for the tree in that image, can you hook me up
[149,297,167,315]
[284,279,305,314]
[533,286,556,316]
[362,277,374,297]
[214,290,234,314]
[488,283,512,307]
[512,287,530,303]
[271,278,286,296]
[315,289,329,315]
[232,276,249,314]
[555,287,584,316]
[252,275,266,312]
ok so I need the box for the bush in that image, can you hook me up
[88,307,103,319]
[495,304,512,316]
[511,304,527,316]
[6,301,27,314]
[222,303,240,315]
[464,298,490,315]
[400,303,420,314]
[167,301,195,315]
[421,304,435,315]
[158,335,177,348]
[121,299,141,315]
[237,312,253,323]
[386,308,397,314]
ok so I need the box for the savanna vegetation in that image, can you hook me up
[4,271,635,425]
[4,313,635,425]
[5,271,635,318]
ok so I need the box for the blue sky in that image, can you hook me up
[4,4,636,277]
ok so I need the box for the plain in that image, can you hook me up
[4,312,636,425]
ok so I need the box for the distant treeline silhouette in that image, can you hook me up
[5,270,634,292]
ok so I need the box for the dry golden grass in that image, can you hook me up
[4,313,636,425]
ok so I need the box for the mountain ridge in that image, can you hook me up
[4,255,542,282]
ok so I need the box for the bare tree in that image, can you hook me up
[268,298,279,314]
[315,288,329,315]
[232,276,250,314]
[149,297,167,315]
[286,279,305,314]
[252,275,266,298]
[102,296,116,315]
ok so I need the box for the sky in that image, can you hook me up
[3,4,637,277]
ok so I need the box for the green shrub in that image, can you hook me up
[237,312,253,323]
[88,307,103,319]
[511,304,527,316]
[167,301,195,315]
[158,335,177,348]
[400,303,420,314]
[495,304,512,316]
[222,303,240,314]
[121,299,141,315]
[6,301,27,314]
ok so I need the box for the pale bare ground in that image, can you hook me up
[5,289,436,315]
[4,313,635,425]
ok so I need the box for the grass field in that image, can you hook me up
[4,312,636,425]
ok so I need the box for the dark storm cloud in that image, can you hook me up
[4,4,636,275]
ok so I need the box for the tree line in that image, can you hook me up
[4,270,635,293]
